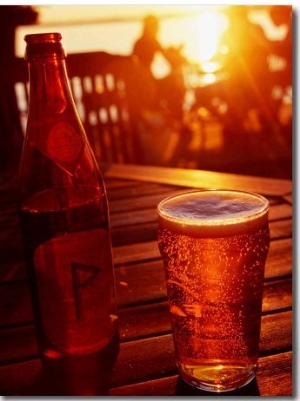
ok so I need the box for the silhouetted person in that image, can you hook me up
[130,15,191,167]
[131,15,163,111]
[216,6,292,175]
[131,15,186,122]
[132,16,162,79]
[221,6,272,123]
[191,6,274,160]
[192,6,272,128]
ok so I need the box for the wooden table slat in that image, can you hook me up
[112,237,292,280]
[0,280,292,364]
[109,351,292,396]
[105,164,292,197]
[0,350,291,397]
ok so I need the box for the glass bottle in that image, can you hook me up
[18,33,119,395]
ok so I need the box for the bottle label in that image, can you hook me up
[34,228,117,354]
[46,122,84,174]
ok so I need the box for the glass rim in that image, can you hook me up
[157,189,269,228]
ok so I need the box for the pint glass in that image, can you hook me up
[157,190,270,392]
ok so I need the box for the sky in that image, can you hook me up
[15,4,292,64]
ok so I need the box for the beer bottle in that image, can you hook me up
[18,33,119,395]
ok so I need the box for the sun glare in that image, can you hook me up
[186,11,228,72]
[197,12,220,61]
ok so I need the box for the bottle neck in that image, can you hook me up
[24,51,86,177]
[28,58,72,114]
[25,33,72,115]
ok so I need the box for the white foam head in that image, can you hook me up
[157,190,269,237]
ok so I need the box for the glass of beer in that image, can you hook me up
[157,190,270,392]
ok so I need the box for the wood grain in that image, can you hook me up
[0,169,292,396]
[105,164,292,196]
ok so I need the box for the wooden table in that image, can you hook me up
[0,164,292,396]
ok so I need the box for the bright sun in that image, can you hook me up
[197,12,222,61]
[187,11,228,71]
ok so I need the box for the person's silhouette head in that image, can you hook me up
[143,15,159,38]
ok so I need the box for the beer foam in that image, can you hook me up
[158,190,269,237]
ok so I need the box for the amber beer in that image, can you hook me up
[157,190,270,392]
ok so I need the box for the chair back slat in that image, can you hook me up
[10,52,144,164]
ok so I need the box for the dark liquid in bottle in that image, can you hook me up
[19,186,119,395]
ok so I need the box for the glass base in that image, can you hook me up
[178,362,257,393]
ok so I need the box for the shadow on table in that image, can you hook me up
[29,367,112,396]
[175,377,260,396]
